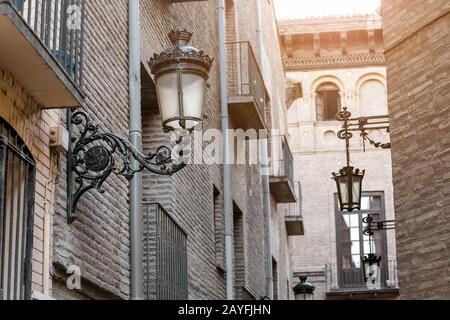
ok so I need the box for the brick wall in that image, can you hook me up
[0,69,59,296]
[382,0,450,299]
[52,0,131,300]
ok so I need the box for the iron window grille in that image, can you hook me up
[0,117,36,300]
[143,203,188,300]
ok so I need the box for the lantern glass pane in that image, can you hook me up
[156,72,180,125]
[181,73,206,130]
[352,175,362,206]
[338,175,349,205]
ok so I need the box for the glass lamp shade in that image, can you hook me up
[295,292,314,301]
[333,166,365,212]
[362,253,382,283]
[150,30,213,132]
[293,277,315,301]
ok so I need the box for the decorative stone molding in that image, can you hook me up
[285,53,385,71]
[286,79,303,108]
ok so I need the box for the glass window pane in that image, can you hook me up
[350,228,360,241]
[361,196,370,210]
[342,215,350,228]
[370,196,382,209]
[351,241,360,255]
[350,215,359,228]
[352,255,361,268]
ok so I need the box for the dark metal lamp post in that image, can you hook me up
[332,108,365,212]
[332,107,391,212]
[362,214,396,283]
[293,276,315,300]
[66,30,212,223]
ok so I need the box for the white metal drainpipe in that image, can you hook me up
[129,0,144,300]
[256,0,274,300]
[217,0,234,300]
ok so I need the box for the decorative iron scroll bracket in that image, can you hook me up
[66,110,186,224]
[337,107,391,152]
[362,214,396,237]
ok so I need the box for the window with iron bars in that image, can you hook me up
[143,203,188,300]
[0,117,36,300]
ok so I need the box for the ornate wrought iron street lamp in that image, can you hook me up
[332,108,365,212]
[332,107,392,212]
[66,30,212,223]
[150,29,213,132]
[293,276,315,300]
[361,214,396,284]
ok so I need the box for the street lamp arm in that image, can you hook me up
[363,214,396,236]
[67,110,186,224]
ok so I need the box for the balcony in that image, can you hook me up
[285,182,304,236]
[325,260,400,300]
[269,135,296,203]
[227,41,268,131]
[0,0,84,108]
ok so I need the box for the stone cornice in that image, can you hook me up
[285,53,385,71]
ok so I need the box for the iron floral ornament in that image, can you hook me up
[67,111,185,224]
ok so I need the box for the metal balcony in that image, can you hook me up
[269,135,296,203]
[285,181,304,236]
[227,41,268,130]
[325,260,400,300]
[0,0,84,108]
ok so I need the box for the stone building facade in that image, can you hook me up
[279,14,399,300]
[381,0,450,300]
[0,0,295,300]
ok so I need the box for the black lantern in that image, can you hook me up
[293,276,315,300]
[362,253,382,284]
[333,166,365,212]
[150,29,213,132]
[333,108,366,212]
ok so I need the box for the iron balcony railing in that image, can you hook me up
[143,203,188,301]
[226,41,267,118]
[11,0,85,89]
[325,260,399,293]
[286,182,302,218]
[272,135,294,187]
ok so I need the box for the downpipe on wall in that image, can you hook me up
[256,0,274,300]
[217,0,234,300]
[129,0,144,301]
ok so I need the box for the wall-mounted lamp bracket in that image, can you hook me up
[337,108,391,152]
[66,110,186,224]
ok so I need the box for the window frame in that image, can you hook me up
[315,82,342,122]
[334,191,389,289]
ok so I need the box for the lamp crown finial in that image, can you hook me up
[169,29,193,45]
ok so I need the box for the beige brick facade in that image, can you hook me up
[1,0,295,300]
[280,15,398,300]
[0,69,58,296]
[381,0,450,300]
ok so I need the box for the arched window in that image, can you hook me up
[316,82,341,121]
[359,80,387,116]
[0,117,36,300]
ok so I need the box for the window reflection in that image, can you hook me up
[337,193,386,288]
